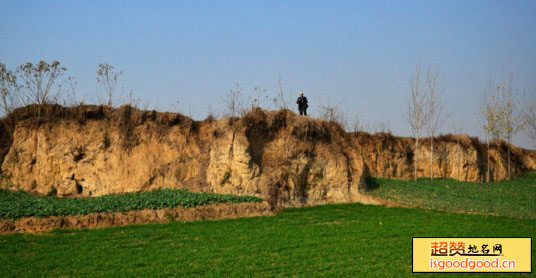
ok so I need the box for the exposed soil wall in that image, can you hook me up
[352,132,536,182]
[0,201,273,234]
[0,105,365,208]
[0,105,534,208]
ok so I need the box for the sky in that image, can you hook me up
[1,0,535,148]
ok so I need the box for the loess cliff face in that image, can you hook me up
[0,105,534,207]
[353,132,536,183]
[0,105,364,208]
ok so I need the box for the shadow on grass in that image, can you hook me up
[365,176,436,192]
[365,177,380,191]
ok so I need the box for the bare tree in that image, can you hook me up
[96,63,122,107]
[222,84,244,117]
[479,80,503,183]
[206,104,221,120]
[372,121,391,133]
[17,60,66,105]
[423,66,449,180]
[348,112,371,133]
[123,90,141,108]
[60,76,81,107]
[406,64,426,180]
[168,100,185,114]
[318,97,346,126]
[274,78,289,110]
[526,101,536,148]
[273,78,294,110]
[0,63,22,117]
[246,86,269,111]
[496,78,525,180]
[451,123,464,180]
[0,62,25,140]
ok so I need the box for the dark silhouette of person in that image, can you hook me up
[296,92,308,116]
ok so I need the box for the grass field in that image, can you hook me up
[1,203,534,277]
[1,173,535,277]
[367,171,536,220]
[0,189,262,219]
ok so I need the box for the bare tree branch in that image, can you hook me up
[423,66,449,180]
[348,112,371,133]
[496,77,525,179]
[16,60,66,105]
[406,64,426,180]
[96,63,122,107]
[0,62,22,117]
[526,100,536,148]
[221,84,244,117]
[318,97,346,125]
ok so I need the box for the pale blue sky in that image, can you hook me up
[1,0,535,147]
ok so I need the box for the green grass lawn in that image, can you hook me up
[366,171,536,220]
[0,189,262,219]
[1,203,534,277]
[1,172,535,277]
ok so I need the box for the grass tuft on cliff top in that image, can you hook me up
[0,189,262,219]
[366,171,536,220]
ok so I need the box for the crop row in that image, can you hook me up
[0,189,263,219]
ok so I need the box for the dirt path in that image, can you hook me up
[0,202,273,234]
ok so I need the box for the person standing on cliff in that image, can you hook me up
[296,92,308,116]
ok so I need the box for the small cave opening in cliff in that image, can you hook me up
[70,174,84,194]
[406,150,414,164]
[75,181,83,194]
[71,147,86,162]
[73,152,85,162]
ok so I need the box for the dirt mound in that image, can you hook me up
[352,132,535,182]
[0,104,534,207]
[0,105,366,208]
[0,202,272,234]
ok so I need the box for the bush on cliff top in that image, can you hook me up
[0,189,262,219]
